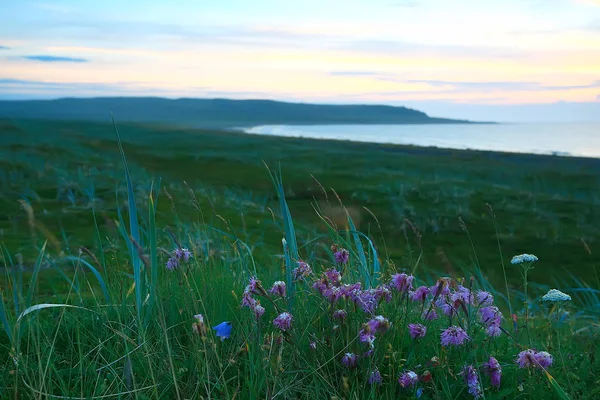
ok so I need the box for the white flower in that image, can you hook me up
[542,289,571,302]
[511,254,539,265]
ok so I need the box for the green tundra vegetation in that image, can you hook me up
[0,117,599,399]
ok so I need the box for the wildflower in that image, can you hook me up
[368,368,382,385]
[166,257,179,271]
[174,248,192,262]
[479,306,502,326]
[534,351,553,369]
[292,261,312,280]
[541,289,571,302]
[486,324,501,337]
[475,290,494,307]
[359,329,376,347]
[354,289,379,314]
[451,285,474,306]
[462,365,482,398]
[269,281,286,298]
[511,253,538,265]
[515,349,537,368]
[334,248,350,264]
[398,371,418,388]
[212,321,232,341]
[273,312,293,331]
[253,304,265,319]
[341,352,358,369]
[408,323,427,339]
[410,286,430,302]
[333,309,347,321]
[391,273,414,293]
[309,341,317,351]
[241,291,257,308]
[244,276,264,296]
[440,326,470,347]
[422,307,439,321]
[324,268,343,286]
[436,296,457,317]
[430,278,451,297]
[367,315,391,334]
[192,314,206,335]
[374,284,393,302]
[340,282,362,298]
[483,356,502,388]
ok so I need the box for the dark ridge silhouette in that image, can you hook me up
[0,97,484,127]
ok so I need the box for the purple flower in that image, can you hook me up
[480,306,502,325]
[398,371,418,388]
[269,281,286,298]
[483,356,502,388]
[534,351,553,369]
[309,341,317,351]
[408,323,427,339]
[241,291,257,308]
[292,261,312,280]
[354,290,378,314]
[430,278,451,297]
[166,257,179,271]
[340,283,362,298]
[374,285,393,302]
[516,349,537,368]
[253,304,265,319]
[440,326,470,347]
[245,276,262,295]
[476,290,494,307]
[324,268,342,286]
[333,309,347,321]
[410,286,430,302]
[422,307,439,321]
[322,287,342,303]
[462,365,482,399]
[436,296,458,317]
[341,353,358,369]
[367,315,391,334]
[391,273,414,293]
[334,248,350,264]
[451,285,474,306]
[273,312,293,331]
[486,324,502,337]
[368,369,382,385]
[480,306,503,337]
[359,329,376,347]
[174,248,192,262]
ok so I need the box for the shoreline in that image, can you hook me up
[236,123,597,160]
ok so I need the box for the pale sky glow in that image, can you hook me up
[1,0,599,121]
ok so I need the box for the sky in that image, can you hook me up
[1,0,599,121]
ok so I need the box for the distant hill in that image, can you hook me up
[0,97,479,127]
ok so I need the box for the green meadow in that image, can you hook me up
[1,117,599,398]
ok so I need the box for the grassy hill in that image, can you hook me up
[0,97,477,128]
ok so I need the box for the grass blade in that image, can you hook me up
[144,183,158,327]
[0,289,12,340]
[58,256,111,303]
[112,116,143,321]
[25,241,47,309]
[16,303,90,323]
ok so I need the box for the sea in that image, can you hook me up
[243,122,600,159]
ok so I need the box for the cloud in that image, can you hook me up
[0,45,9,50]
[405,79,600,92]
[329,71,380,77]
[23,55,89,63]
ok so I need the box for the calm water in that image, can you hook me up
[244,123,600,158]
